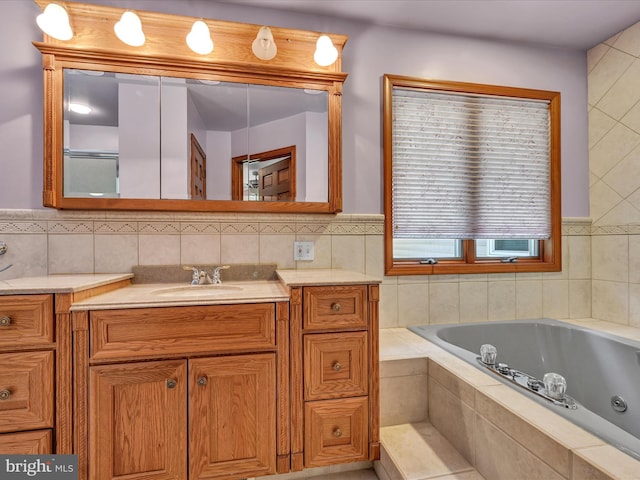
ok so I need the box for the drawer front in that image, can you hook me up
[304,397,368,468]
[303,286,367,331]
[0,295,53,348]
[0,429,52,454]
[304,332,368,400]
[90,303,276,361]
[0,351,54,433]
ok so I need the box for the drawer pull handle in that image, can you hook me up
[332,427,342,438]
[0,389,10,400]
[0,316,11,327]
[197,376,208,386]
[166,379,177,389]
[331,303,341,312]
[332,362,342,372]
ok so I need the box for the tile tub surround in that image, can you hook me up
[380,323,640,480]
[0,209,592,327]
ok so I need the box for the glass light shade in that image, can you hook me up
[251,26,277,60]
[314,35,338,67]
[186,20,213,55]
[36,3,73,41]
[114,11,145,47]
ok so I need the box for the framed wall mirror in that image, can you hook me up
[35,1,347,213]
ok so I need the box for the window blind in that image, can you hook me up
[392,87,551,239]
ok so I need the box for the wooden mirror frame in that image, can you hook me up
[34,0,347,213]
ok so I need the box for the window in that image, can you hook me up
[383,75,561,275]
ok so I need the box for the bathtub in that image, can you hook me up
[409,318,640,461]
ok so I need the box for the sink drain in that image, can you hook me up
[611,395,627,413]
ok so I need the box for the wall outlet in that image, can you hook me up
[294,241,314,261]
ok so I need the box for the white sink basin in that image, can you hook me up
[151,284,244,298]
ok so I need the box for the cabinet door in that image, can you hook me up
[189,353,276,480]
[90,360,187,480]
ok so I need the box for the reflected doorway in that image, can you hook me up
[232,146,296,201]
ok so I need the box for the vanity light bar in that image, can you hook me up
[35,3,339,66]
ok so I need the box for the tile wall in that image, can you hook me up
[588,20,640,326]
[0,209,590,327]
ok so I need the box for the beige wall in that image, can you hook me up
[589,20,640,326]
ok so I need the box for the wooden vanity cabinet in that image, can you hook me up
[73,302,288,480]
[0,294,55,454]
[289,284,380,470]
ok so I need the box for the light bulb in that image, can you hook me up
[187,20,213,55]
[114,11,145,47]
[252,26,277,61]
[36,3,73,41]
[314,35,338,67]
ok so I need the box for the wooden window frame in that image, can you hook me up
[383,74,562,276]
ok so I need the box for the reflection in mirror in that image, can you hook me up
[232,146,296,201]
[63,69,328,202]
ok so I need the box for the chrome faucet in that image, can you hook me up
[183,265,230,285]
[211,265,230,284]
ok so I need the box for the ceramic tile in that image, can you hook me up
[365,234,385,280]
[459,282,488,323]
[428,376,475,465]
[428,283,460,324]
[0,234,47,280]
[587,47,635,107]
[621,99,640,134]
[588,108,616,148]
[428,359,476,407]
[295,233,331,269]
[379,283,399,329]
[573,445,640,480]
[542,279,569,319]
[628,283,640,328]
[589,181,623,225]
[427,355,500,392]
[515,279,542,320]
[569,279,592,319]
[596,59,640,120]
[602,144,640,199]
[94,234,138,273]
[380,423,475,480]
[331,235,365,273]
[138,234,180,266]
[179,234,220,266]
[397,283,429,327]
[591,280,629,324]
[487,280,515,321]
[474,414,564,480]
[611,20,640,57]
[380,357,428,378]
[587,43,610,73]
[259,233,295,269]
[380,372,428,427]
[567,235,591,280]
[379,329,429,360]
[220,233,260,264]
[48,234,94,274]
[590,123,640,179]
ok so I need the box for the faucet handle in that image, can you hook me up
[183,265,201,284]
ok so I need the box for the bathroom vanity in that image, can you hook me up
[1,270,380,480]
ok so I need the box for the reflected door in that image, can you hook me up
[259,158,291,201]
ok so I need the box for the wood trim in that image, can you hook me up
[232,145,297,202]
[289,287,304,471]
[368,284,380,460]
[276,301,291,473]
[71,311,89,480]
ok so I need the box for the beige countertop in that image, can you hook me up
[0,273,134,295]
[70,280,290,310]
[276,269,381,286]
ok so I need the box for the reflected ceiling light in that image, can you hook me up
[36,3,73,41]
[114,11,145,47]
[187,20,213,55]
[313,35,338,67]
[252,26,277,61]
[69,103,91,114]
[199,79,221,85]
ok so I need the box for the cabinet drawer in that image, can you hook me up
[304,332,368,400]
[303,286,367,331]
[0,351,54,433]
[0,295,53,348]
[304,397,368,468]
[90,303,275,361]
[0,429,52,454]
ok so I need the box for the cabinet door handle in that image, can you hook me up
[331,302,341,312]
[0,316,11,327]
[197,376,208,386]
[166,379,177,389]
[332,427,342,438]
[0,389,11,400]
[332,361,342,372]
